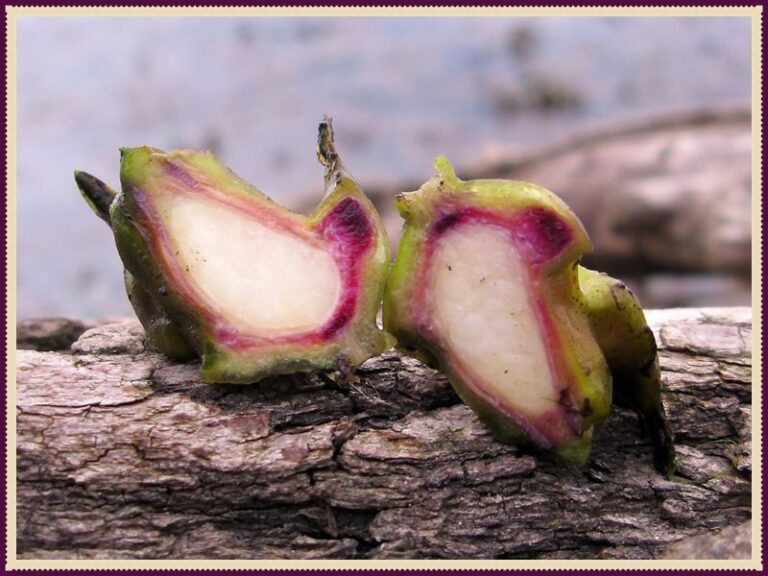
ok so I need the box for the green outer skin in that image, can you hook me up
[112,136,390,384]
[578,267,676,476]
[123,270,197,361]
[383,157,612,466]
[74,170,196,360]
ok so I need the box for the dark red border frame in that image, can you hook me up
[0,2,765,7]
[1,1,763,572]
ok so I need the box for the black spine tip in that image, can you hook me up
[75,171,117,225]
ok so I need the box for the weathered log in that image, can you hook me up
[15,307,752,560]
[16,317,98,352]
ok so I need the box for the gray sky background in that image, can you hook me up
[15,16,751,319]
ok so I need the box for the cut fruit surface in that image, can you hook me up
[163,193,341,336]
[77,118,391,384]
[429,223,555,416]
[384,156,612,464]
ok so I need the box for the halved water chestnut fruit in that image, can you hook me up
[384,157,614,466]
[76,118,391,383]
[384,157,674,472]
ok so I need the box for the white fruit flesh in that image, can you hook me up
[429,223,557,415]
[161,194,341,336]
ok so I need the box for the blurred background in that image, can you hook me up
[16,16,752,321]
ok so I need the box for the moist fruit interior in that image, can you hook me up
[159,192,342,336]
[429,222,555,416]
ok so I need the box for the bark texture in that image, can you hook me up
[16,317,101,352]
[16,307,752,560]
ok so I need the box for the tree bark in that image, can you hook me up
[16,307,752,560]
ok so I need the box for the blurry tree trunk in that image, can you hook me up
[16,307,752,559]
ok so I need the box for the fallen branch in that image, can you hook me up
[15,307,752,559]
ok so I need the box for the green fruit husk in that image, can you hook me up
[77,118,392,383]
[384,157,613,466]
[579,267,676,477]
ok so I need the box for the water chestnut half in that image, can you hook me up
[76,118,392,383]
